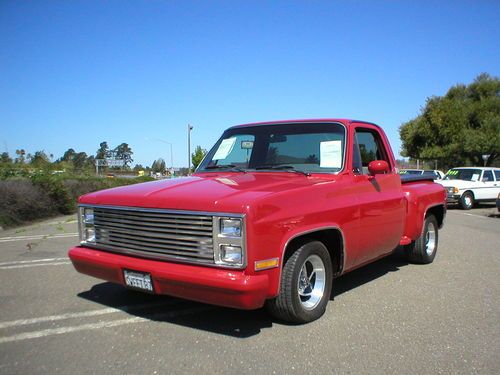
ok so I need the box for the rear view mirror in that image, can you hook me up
[368,160,389,175]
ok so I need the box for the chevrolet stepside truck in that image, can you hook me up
[69,119,447,323]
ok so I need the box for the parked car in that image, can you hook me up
[438,167,500,209]
[399,169,445,180]
[69,119,446,323]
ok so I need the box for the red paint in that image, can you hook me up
[69,119,446,310]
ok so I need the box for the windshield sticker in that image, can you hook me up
[471,174,480,182]
[213,138,236,160]
[320,140,342,168]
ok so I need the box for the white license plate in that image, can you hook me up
[123,270,154,293]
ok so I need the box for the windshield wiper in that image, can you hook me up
[204,164,247,173]
[254,165,311,176]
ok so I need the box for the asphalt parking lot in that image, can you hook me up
[0,205,498,374]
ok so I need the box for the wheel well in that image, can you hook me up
[426,205,445,228]
[284,229,344,277]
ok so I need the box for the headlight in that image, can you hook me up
[214,216,245,267]
[79,207,96,244]
[219,245,242,264]
[220,218,242,237]
[447,187,459,194]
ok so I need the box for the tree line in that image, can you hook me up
[400,73,499,169]
[0,141,134,175]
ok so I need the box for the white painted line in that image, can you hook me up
[0,262,71,270]
[0,257,68,266]
[0,301,181,329]
[447,211,490,219]
[0,233,78,243]
[0,306,211,344]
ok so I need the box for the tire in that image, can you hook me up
[460,191,474,210]
[266,241,333,324]
[405,214,439,264]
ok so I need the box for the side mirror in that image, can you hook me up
[368,160,389,175]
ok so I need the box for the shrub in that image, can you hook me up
[0,179,55,227]
[0,174,155,228]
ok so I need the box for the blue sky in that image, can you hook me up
[1,0,499,168]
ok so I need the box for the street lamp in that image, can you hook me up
[188,124,193,175]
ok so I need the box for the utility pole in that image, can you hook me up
[187,124,193,174]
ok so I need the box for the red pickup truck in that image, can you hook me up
[69,119,446,323]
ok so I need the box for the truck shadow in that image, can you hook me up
[332,247,409,298]
[77,249,409,338]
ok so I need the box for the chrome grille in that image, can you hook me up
[92,206,215,264]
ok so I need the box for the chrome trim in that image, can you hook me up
[78,204,247,269]
[213,216,247,267]
[78,204,245,219]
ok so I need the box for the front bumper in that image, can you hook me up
[446,193,461,204]
[69,247,269,310]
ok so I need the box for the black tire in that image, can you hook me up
[460,191,474,210]
[266,241,333,324]
[405,214,439,264]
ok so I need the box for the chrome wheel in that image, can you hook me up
[464,195,472,207]
[297,254,326,310]
[425,221,436,256]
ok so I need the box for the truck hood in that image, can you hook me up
[79,173,332,213]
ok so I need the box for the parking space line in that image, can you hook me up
[0,233,78,243]
[0,258,69,266]
[0,301,181,329]
[0,262,71,270]
[447,211,491,219]
[0,306,212,344]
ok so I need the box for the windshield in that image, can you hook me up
[444,168,483,181]
[197,123,346,174]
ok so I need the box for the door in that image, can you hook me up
[351,127,405,265]
[476,170,500,200]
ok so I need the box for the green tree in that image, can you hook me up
[96,142,110,159]
[30,150,51,167]
[15,149,26,164]
[191,146,207,170]
[73,152,88,171]
[152,158,166,173]
[113,143,133,167]
[59,148,76,162]
[400,73,500,168]
[1,152,12,164]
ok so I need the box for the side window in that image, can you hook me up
[354,129,389,174]
[482,170,493,182]
[494,170,500,181]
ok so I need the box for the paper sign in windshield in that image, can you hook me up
[320,140,342,168]
[213,138,236,160]
[471,174,480,182]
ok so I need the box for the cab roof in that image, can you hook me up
[229,118,380,129]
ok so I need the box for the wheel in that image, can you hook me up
[460,191,474,210]
[405,214,439,264]
[266,240,333,323]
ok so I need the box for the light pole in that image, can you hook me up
[187,124,193,174]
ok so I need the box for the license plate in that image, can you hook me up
[123,269,154,293]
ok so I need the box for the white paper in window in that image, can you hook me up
[471,173,480,182]
[213,138,236,160]
[320,140,342,168]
